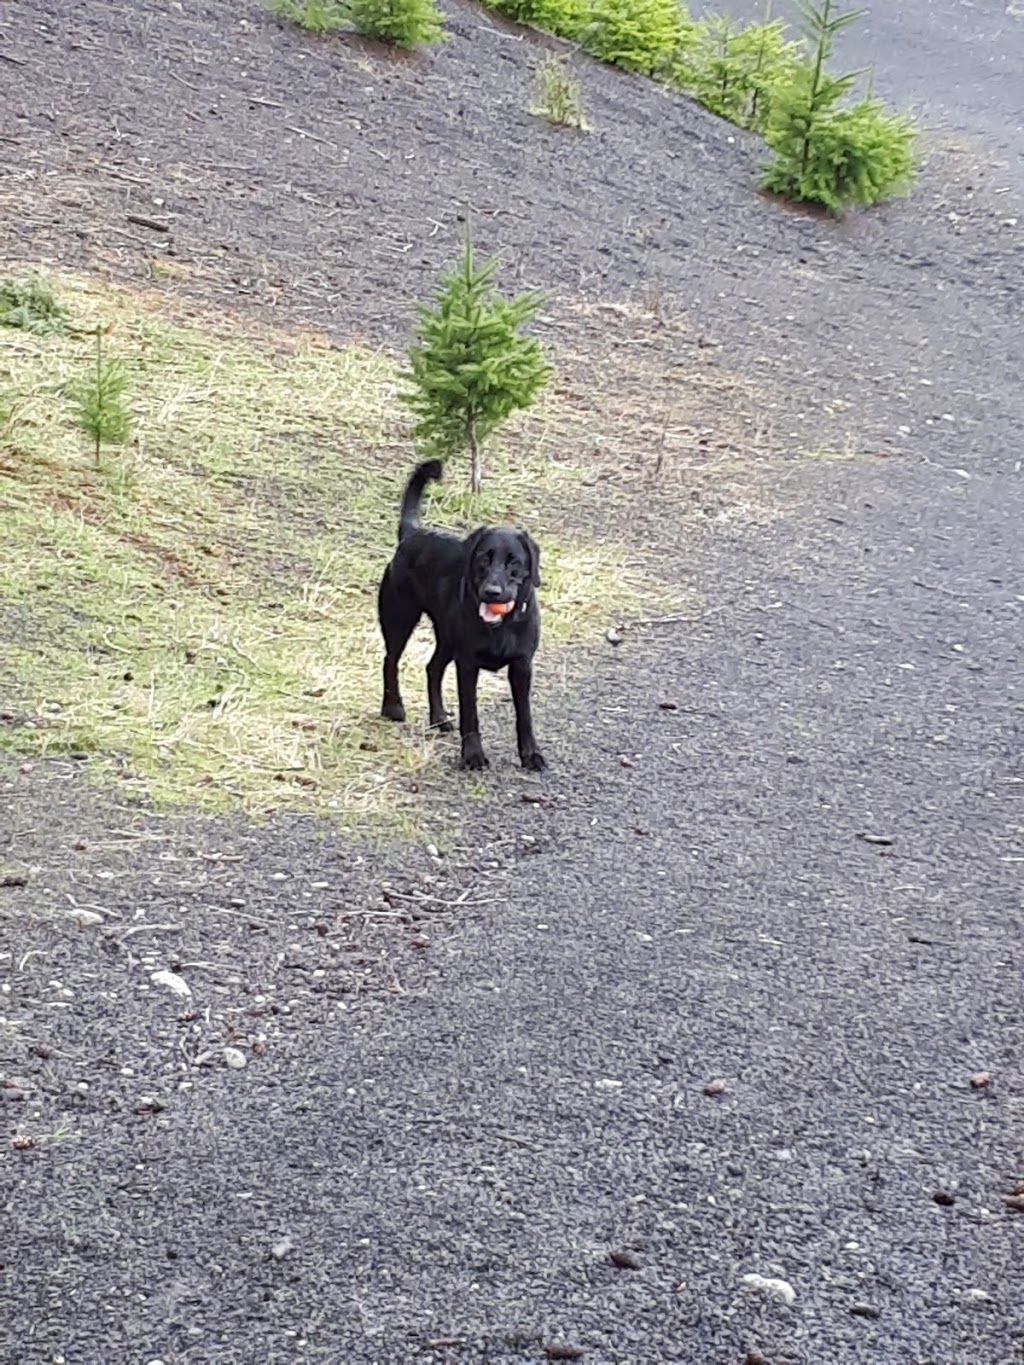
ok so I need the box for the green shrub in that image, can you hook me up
[580,0,694,77]
[401,229,551,493]
[484,0,584,35]
[269,0,348,32]
[763,88,915,211]
[346,0,444,45]
[760,0,915,212]
[0,274,68,335]
[675,14,804,132]
[270,0,443,44]
[530,54,588,129]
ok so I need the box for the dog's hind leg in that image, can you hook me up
[426,646,453,732]
[378,573,419,723]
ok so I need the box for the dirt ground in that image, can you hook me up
[3,0,1018,470]
[2,2,1023,1363]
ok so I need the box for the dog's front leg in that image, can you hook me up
[426,647,453,732]
[509,658,546,772]
[456,660,488,769]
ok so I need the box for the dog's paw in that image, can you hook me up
[430,718,454,734]
[520,749,547,773]
[381,700,406,723]
[460,747,489,771]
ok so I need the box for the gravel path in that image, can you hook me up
[2,2,1023,1362]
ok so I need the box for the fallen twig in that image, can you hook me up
[490,1128,540,1150]
[126,213,172,234]
[65,894,120,920]
[285,124,329,144]
[912,577,963,598]
[116,922,184,939]
[386,887,496,911]
[200,902,273,927]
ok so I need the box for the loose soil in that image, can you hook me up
[1,2,1023,1363]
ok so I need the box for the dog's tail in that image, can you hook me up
[398,459,443,543]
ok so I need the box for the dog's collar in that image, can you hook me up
[519,599,528,617]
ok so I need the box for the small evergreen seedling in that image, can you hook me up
[581,0,693,76]
[761,0,915,212]
[401,228,551,493]
[269,0,349,32]
[531,55,588,129]
[72,328,133,469]
[677,11,802,132]
[270,0,443,45]
[346,0,444,46]
[484,0,584,34]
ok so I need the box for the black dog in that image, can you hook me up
[377,460,545,772]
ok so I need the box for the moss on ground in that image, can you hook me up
[0,272,663,823]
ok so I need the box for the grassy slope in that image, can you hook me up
[0,273,665,824]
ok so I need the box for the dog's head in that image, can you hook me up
[463,527,542,627]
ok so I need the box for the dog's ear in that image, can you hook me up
[518,532,542,588]
[460,527,488,601]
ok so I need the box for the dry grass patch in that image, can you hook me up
[0,272,666,824]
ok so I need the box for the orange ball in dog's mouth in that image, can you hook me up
[479,601,515,624]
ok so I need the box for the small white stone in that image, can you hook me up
[741,1273,797,1306]
[69,909,104,927]
[151,970,191,999]
[224,1047,247,1070]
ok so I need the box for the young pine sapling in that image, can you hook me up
[72,327,134,469]
[401,228,551,494]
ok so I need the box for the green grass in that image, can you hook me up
[530,55,589,130]
[0,273,69,335]
[0,273,660,824]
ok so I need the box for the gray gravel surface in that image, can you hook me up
[3,455,1021,1365]
[2,1,1023,1363]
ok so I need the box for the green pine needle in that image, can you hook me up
[71,330,134,468]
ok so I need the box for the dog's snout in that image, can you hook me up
[482,583,506,603]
